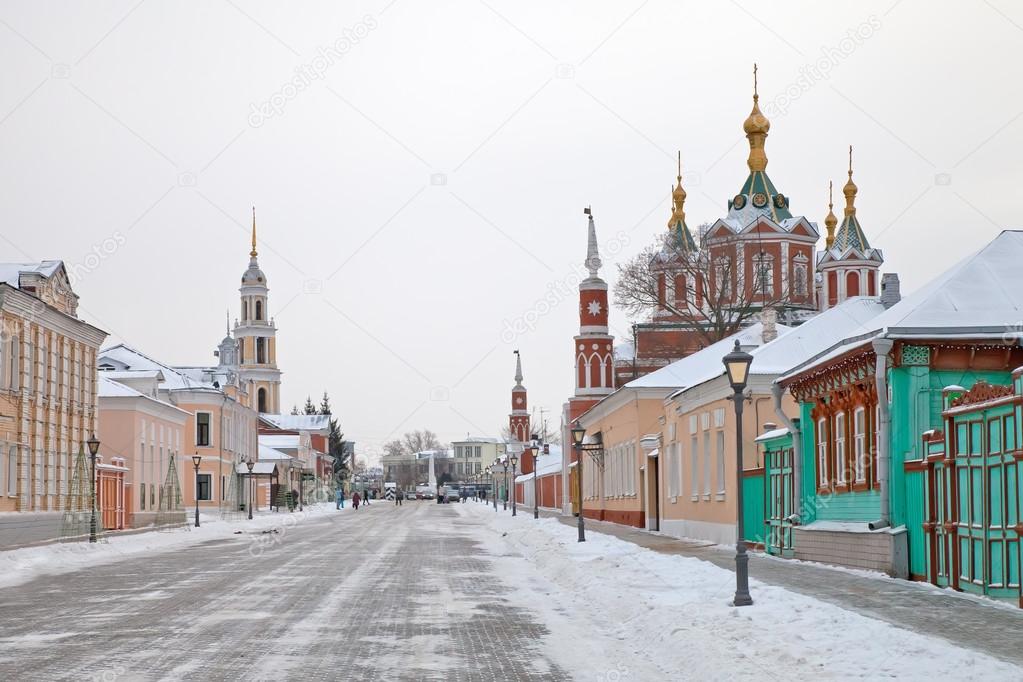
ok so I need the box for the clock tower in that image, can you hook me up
[568,209,616,426]
[509,350,530,444]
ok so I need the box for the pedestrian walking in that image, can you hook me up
[395,489,402,506]
[364,491,371,506]
[352,491,361,510]
[335,487,345,510]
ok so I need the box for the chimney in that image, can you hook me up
[762,421,777,433]
[881,273,901,309]
[761,308,778,343]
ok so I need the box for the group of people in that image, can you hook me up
[335,488,373,511]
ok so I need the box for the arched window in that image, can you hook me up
[242,301,248,321]
[577,355,587,389]
[256,337,266,364]
[588,353,601,388]
[846,271,860,297]
[255,300,263,321]
[792,254,809,297]
[258,387,267,413]
[753,253,774,297]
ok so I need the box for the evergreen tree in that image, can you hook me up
[290,404,300,415]
[303,396,317,415]
[319,391,332,415]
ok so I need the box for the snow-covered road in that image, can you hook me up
[0,500,1019,680]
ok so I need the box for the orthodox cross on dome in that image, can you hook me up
[250,206,258,258]
[824,180,838,249]
[583,206,602,277]
[668,150,696,250]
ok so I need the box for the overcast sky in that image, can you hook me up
[2,1,1021,464]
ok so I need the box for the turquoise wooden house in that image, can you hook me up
[905,376,1022,606]
[770,231,1023,593]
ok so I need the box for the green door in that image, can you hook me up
[955,419,986,596]
[983,413,1020,601]
[765,446,794,557]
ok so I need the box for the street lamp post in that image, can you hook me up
[192,454,202,527]
[502,461,508,511]
[571,423,586,543]
[510,455,518,517]
[246,459,255,520]
[723,339,754,607]
[529,440,540,519]
[86,434,100,543]
[488,466,496,511]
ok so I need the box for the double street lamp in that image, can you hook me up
[192,454,202,527]
[570,424,586,543]
[86,434,100,543]
[246,458,255,520]
[502,461,508,511]
[723,339,755,607]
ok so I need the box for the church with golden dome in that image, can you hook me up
[616,66,890,385]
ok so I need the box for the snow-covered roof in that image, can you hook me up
[626,322,788,389]
[97,375,189,417]
[98,369,164,381]
[415,448,453,459]
[258,444,293,460]
[260,414,331,432]
[781,230,1023,382]
[514,448,563,483]
[98,344,217,392]
[755,426,791,443]
[258,434,300,450]
[454,436,500,444]
[236,461,277,475]
[0,261,63,288]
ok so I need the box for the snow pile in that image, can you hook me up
[0,502,345,589]
[459,504,1021,679]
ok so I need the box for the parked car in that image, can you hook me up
[405,490,417,500]
[445,487,460,503]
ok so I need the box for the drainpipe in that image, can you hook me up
[771,383,801,521]
[869,336,894,531]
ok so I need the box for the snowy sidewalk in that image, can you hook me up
[459,502,1023,679]
[0,502,346,589]
[540,510,1023,670]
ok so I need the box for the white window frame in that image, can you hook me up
[715,430,726,498]
[702,431,711,498]
[690,435,699,500]
[817,418,828,488]
[753,253,774,296]
[854,407,866,484]
[196,411,212,447]
[835,412,847,486]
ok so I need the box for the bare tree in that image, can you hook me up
[615,229,790,346]
[383,439,405,458]
[402,429,442,454]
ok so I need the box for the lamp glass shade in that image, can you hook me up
[246,459,255,472]
[722,340,753,391]
[510,455,518,467]
[192,455,202,469]
[86,434,100,456]
[570,424,585,446]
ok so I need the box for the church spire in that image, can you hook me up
[584,207,602,277]
[250,206,258,258]
[668,152,696,250]
[824,180,838,249]
[843,145,858,217]
[513,349,524,389]
[743,63,771,172]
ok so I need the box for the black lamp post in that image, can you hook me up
[246,459,255,520]
[510,454,518,517]
[86,434,100,543]
[570,423,586,542]
[488,466,496,511]
[526,442,539,519]
[192,454,202,527]
[723,339,754,607]
[502,461,508,511]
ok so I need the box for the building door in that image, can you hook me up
[765,446,794,557]
[950,413,1022,603]
[646,455,659,531]
[98,469,125,530]
[569,465,580,516]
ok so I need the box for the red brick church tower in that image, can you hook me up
[568,208,616,426]
[509,350,533,474]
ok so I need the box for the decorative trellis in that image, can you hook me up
[59,444,104,544]
[155,456,187,531]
